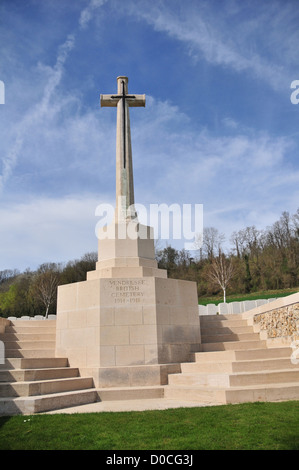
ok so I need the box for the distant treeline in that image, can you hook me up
[0,253,98,318]
[0,208,298,317]
[157,208,299,299]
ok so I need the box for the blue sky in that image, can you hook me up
[0,0,299,271]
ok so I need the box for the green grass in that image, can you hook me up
[0,401,298,450]
[198,287,299,305]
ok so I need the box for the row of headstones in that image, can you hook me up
[6,299,277,319]
[198,298,278,316]
[7,315,57,321]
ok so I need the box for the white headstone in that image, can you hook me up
[207,304,218,315]
[255,299,268,307]
[243,300,256,312]
[229,302,242,314]
[218,303,229,315]
[198,305,208,315]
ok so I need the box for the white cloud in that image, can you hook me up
[79,0,108,29]
[0,34,75,194]
[0,194,113,271]
[0,0,110,195]
[129,0,294,91]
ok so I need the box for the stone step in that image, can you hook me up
[164,385,226,404]
[200,315,246,325]
[181,357,297,374]
[168,369,299,387]
[5,326,56,334]
[8,320,56,327]
[3,341,55,350]
[182,360,235,374]
[97,386,164,401]
[0,376,94,397]
[0,389,98,416]
[195,348,293,362]
[192,347,292,363]
[225,382,299,404]
[234,347,292,360]
[200,314,245,321]
[191,350,236,362]
[200,320,248,328]
[201,326,253,335]
[201,340,267,352]
[0,358,68,370]
[0,333,56,341]
[5,349,56,358]
[0,367,80,382]
[169,372,229,387]
[230,369,299,387]
[201,333,260,343]
[164,383,299,405]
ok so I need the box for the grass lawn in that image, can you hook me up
[198,287,299,305]
[0,401,298,450]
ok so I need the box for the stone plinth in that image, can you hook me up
[56,221,200,387]
[56,275,200,387]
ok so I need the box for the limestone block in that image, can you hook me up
[56,257,200,386]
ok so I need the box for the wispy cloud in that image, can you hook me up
[79,0,108,29]
[0,0,110,194]
[0,195,108,270]
[129,0,294,91]
[0,34,75,193]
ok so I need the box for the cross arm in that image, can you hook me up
[100,94,146,107]
[100,94,118,107]
[128,94,146,107]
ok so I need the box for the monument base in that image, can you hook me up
[56,221,201,388]
[56,275,200,387]
[79,363,181,388]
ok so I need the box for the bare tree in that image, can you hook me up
[32,269,60,318]
[194,227,225,260]
[205,250,235,302]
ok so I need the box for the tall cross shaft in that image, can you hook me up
[100,76,145,221]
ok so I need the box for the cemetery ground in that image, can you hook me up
[0,401,298,450]
[197,287,299,305]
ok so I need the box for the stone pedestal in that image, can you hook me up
[56,221,201,387]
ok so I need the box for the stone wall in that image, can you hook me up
[253,303,299,339]
[0,317,10,334]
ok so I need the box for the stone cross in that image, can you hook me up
[100,76,145,221]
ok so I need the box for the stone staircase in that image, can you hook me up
[1,311,298,415]
[164,314,299,404]
[0,320,98,415]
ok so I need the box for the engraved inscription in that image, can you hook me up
[105,279,148,304]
